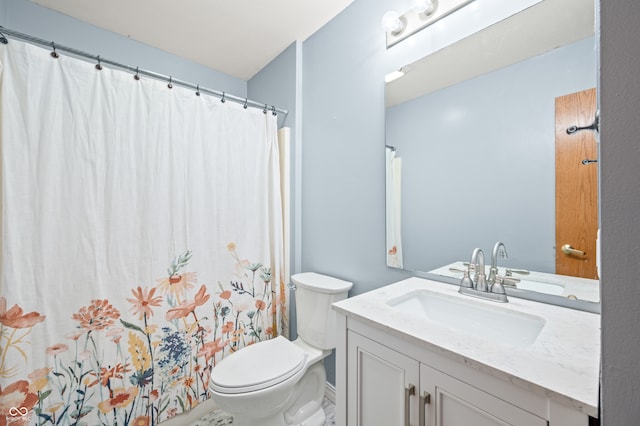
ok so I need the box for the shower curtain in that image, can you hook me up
[386,147,403,268]
[0,40,286,425]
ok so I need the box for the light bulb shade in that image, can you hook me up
[381,10,404,34]
[411,0,436,15]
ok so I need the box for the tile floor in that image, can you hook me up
[191,396,336,425]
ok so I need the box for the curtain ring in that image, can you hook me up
[271,106,277,116]
[196,84,201,97]
[95,55,103,71]
[243,98,248,109]
[221,92,226,103]
[50,42,59,58]
[134,67,140,80]
[263,104,268,114]
[167,76,173,89]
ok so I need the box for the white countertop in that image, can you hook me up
[333,277,600,417]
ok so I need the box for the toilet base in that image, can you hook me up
[295,406,326,426]
[227,401,326,426]
[229,414,287,426]
[210,361,328,426]
[284,362,326,425]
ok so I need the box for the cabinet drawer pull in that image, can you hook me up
[405,384,415,426]
[419,391,431,425]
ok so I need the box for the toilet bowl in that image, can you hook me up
[209,272,352,426]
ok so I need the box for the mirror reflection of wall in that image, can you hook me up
[386,36,596,275]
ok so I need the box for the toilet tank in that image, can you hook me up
[292,272,352,350]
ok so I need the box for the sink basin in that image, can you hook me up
[387,290,546,347]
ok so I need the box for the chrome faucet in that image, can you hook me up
[458,247,509,303]
[488,241,508,287]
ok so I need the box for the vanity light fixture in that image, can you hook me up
[384,0,476,49]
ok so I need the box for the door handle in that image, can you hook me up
[562,244,586,256]
[405,384,415,426]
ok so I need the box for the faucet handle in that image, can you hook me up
[458,267,474,289]
[505,268,530,277]
[496,275,520,287]
[490,276,516,300]
[462,262,481,273]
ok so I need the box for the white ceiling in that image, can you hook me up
[30,0,355,80]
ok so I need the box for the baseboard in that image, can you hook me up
[325,381,336,404]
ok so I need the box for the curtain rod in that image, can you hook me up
[0,26,288,117]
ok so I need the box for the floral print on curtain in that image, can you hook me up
[0,39,286,426]
[0,247,286,425]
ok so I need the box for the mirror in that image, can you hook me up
[385,0,599,306]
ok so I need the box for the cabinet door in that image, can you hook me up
[347,331,420,426]
[421,364,546,426]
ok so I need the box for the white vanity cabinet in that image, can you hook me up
[334,279,598,426]
[333,277,600,426]
[346,329,547,426]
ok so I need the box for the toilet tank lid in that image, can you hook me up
[291,272,353,294]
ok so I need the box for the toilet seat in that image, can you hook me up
[210,336,306,394]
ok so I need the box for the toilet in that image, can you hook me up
[208,272,353,426]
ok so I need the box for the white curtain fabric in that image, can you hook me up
[277,127,291,332]
[386,147,403,269]
[0,40,285,425]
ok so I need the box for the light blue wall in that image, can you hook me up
[248,42,297,130]
[0,0,245,95]
[387,37,596,274]
[301,0,411,295]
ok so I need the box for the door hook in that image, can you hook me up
[567,112,599,135]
